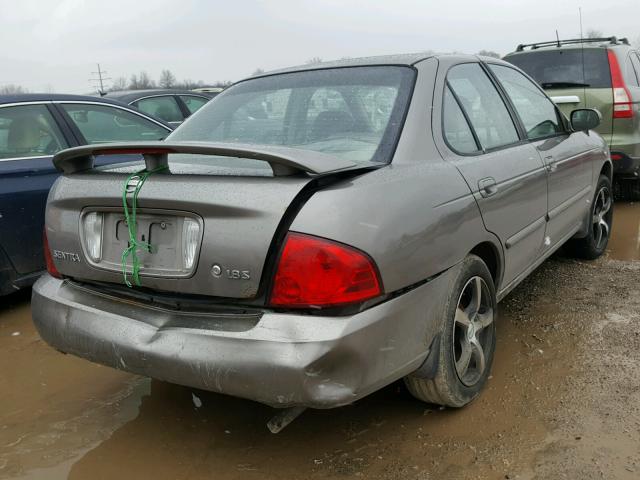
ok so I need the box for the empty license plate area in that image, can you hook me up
[83,209,202,278]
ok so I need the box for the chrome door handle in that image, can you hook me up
[478,177,498,198]
[544,156,557,172]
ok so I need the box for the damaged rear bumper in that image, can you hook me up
[31,271,454,409]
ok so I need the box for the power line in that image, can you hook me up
[89,63,111,95]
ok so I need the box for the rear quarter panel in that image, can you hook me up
[290,57,500,294]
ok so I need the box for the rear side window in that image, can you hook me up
[490,64,564,140]
[443,86,478,154]
[134,96,184,123]
[447,63,520,150]
[624,55,640,87]
[0,105,68,159]
[61,104,169,144]
[505,49,612,89]
[179,95,209,114]
[628,53,640,87]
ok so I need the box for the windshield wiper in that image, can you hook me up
[540,81,590,89]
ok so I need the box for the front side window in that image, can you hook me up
[490,64,564,140]
[0,105,68,159]
[446,63,520,150]
[134,96,184,123]
[179,95,209,114]
[169,66,415,164]
[443,86,479,154]
[61,104,170,144]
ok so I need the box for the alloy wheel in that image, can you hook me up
[452,276,494,387]
[593,186,612,250]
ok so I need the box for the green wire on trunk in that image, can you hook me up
[121,165,168,287]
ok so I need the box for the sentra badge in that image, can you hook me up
[53,250,81,262]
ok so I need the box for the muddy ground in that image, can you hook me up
[1,202,639,480]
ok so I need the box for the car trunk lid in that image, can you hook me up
[45,142,369,299]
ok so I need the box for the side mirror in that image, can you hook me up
[570,108,601,132]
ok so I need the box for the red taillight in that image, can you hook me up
[269,232,383,308]
[611,153,623,161]
[608,50,634,119]
[43,229,62,279]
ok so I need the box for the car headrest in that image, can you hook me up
[309,110,355,142]
[7,116,42,153]
[154,105,177,123]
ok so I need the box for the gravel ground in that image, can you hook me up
[0,202,639,480]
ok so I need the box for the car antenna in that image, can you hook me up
[556,29,561,47]
[579,7,588,108]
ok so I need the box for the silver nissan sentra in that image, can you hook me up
[32,53,612,415]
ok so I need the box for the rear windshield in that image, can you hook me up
[168,66,415,164]
[505,49,612,89]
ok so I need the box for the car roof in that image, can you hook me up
[0,93,131,107]
[245,52,506,80]
[104,89,212,103]
[253,52,435,77]
[505,37,633,56]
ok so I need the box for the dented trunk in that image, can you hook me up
[45,164,316,299]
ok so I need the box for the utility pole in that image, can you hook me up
[89,63,111,96]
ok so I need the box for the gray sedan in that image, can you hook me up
[32,53,612,420]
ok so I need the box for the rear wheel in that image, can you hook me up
[404,255,496,407]
[568,174,613,260]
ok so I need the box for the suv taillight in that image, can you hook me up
[269,232,383,308]
[43,229,62,279]
[608,50,634,119]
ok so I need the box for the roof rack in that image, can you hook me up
[516,36,629,52]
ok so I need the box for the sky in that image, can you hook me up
[1,0,639,94]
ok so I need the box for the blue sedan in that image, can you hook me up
[0,94,172,295]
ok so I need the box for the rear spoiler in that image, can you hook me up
[52,141,359,176]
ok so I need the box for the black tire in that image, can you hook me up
[404,255,496,408]
[568,174,613,260]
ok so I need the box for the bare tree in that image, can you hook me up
[110,76,128,91]
[159,69,176,89]
[128,71,155,90]
[585,28,604,39]
[115,71,232,91]
[128,74,140,90]
[0,84,28,94]
[138,71,155,89]
[477,50,500,59]
[306,57,323,65]
[176,79,207,89]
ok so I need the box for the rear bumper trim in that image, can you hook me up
[611,151,640,177]
[32,270,454,408]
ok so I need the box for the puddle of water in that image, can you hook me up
[0,292,149,479]
[608,202,640,260]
